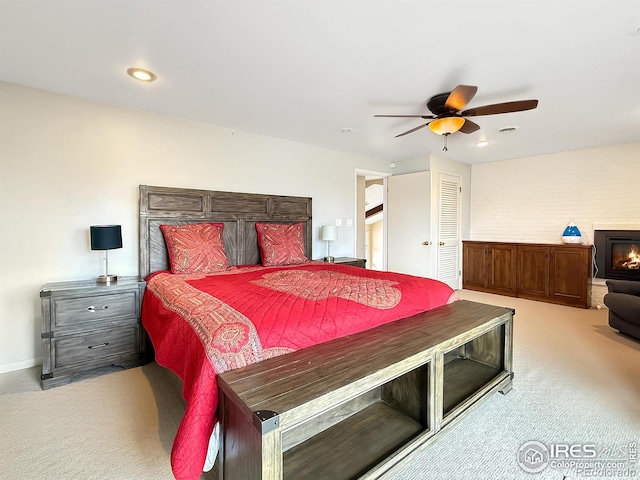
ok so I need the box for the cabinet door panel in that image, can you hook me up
[462,243,487,289]
[488,245,517,295]
[518,246,549,299]
[549,247,589,306]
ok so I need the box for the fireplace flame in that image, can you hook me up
[622,244,640,270]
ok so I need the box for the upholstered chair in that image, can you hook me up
[604,279,640,340]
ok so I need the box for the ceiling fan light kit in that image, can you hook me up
[375,84,538,151]
[428,117,465,135]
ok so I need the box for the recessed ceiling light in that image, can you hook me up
[127,67,157,82]
[340,127,354,134]
[474,140,491,147]
[498,125,519,134]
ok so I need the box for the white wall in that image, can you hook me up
[0,82,391,372]
[469,143,640,306]
[469,143,640,243]
[390,157,429,175]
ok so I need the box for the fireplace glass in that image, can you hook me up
[611,242,640,272]
[594,230,640,281]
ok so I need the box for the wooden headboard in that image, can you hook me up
[138,185,313,278]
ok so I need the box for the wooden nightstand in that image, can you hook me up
[318,257,367,269]
[39,276,146,389]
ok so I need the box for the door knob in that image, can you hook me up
[422,241,431,246]
[439,241,445,246]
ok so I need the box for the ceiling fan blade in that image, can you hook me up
[374,114,435,118]
[461,99,538,117]
[395,122,430,138]
[458,119,481,134]
[444,85,478,112]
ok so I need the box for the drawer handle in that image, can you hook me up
[88,343,110,349]
[87,305,109,313]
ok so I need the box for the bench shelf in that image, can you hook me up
[443,359,502,415]
[284,401,424,480]
[218,300,514,480]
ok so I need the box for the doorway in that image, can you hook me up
[355,169,390,271]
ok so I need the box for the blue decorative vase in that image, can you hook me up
[562,222,582,244]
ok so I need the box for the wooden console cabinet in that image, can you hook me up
[218,300,514,480]
[463,241,592,308]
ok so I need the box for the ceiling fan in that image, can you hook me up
[375,85,538,151]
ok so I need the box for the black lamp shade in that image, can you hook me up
[90,225,123,251]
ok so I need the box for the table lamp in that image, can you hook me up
[90,225,122,284]
[321,225,338,263]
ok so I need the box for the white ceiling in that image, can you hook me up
[1,1,639,164]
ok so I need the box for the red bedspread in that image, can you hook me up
[142,262,456,480]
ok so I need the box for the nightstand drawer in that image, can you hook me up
[52,325,140,369]
[53,291,137,328]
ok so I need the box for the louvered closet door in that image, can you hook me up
[438,173,461,290]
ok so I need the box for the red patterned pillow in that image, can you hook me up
[256,222,308,267]
[160,223,231,274]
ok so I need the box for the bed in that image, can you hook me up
[138,184,513,480]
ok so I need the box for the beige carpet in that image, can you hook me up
[0,290,638,480]
[382,290,640,480]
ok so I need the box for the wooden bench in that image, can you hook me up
[218,300,514,479]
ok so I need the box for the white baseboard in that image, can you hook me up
[0,357,41,374]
